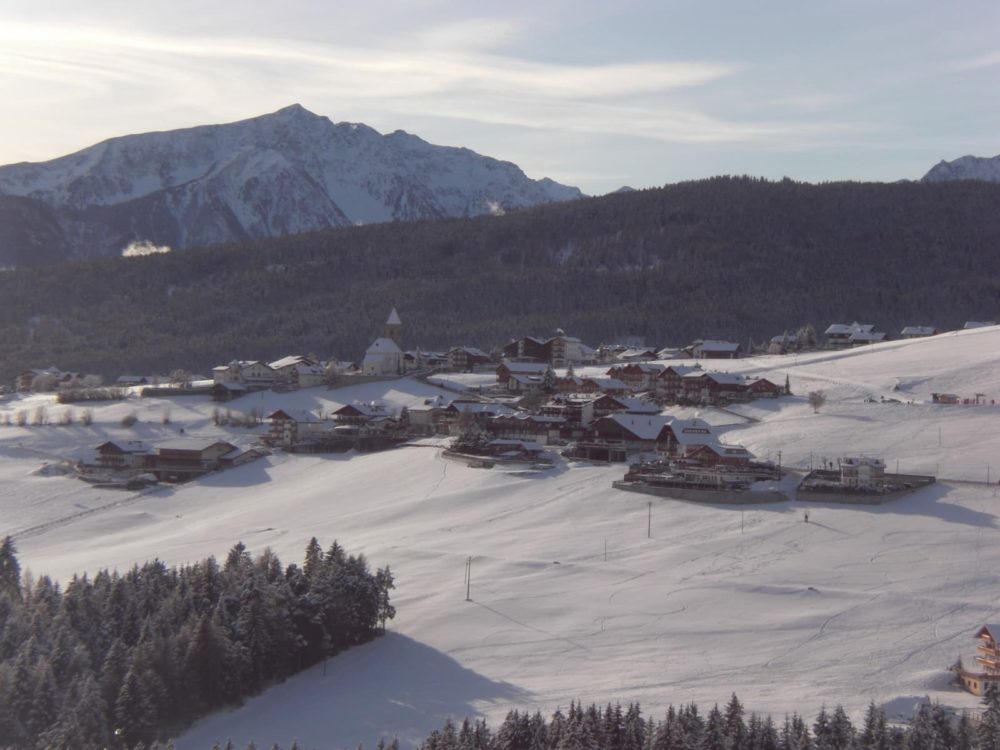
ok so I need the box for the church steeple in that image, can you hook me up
[385,307,402,347]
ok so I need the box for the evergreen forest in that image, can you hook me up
[0,536,395,749]
[2,177,1000,383]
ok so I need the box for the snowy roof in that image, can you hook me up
[450,346,490,358]
[695,443,754,459]
[269,355,317,370]
[683,371,746,385]
[607,413,672,440]
[365,337,403,355]
[900,326,936,336]
[669,419,719,445]
[660,364,702,377]
[97,440,150,454]
[448,401,516,416]
[964,321,997,329]
[386,307,402,325]
[825,322,874,336]
[267,409,324,423]
[605,396,661,414]
[585,377,628,390]
[156,438,235,452]
[336,401,392,417]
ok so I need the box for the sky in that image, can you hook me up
[1,0,999,195]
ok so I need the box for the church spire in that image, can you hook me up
[384,307,402,347]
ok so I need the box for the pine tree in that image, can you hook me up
[724,694,746,750]
[0,537,21,601]
[858,703,887,750]
[982,683,1000,750]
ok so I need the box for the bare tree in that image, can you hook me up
[808,390,827,413]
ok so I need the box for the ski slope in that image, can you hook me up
[2,326,1000,749]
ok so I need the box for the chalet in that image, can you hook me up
[590,393,661,422]
[955,625,1000,696]
[485,439,545,460]
[502,337,549,362]
[212,360,276,387]
[655,364,702,403]
[656,347,684,360]
[662,418,718,458]
[211,382,248,401]
[554,376,628,396]
[682,372,748,404]
[115,375,150,386]
[824,322,886,348]
[746,377,783,399]
[438,400,518,434]
[539,395,596,431]
[689,340,742,359]
[606,363,664,392]
[588,414,674,455]
[333,401,394,426]
[616,346,659,362]
[405,350,449,369]
[547,333,595,367]
[149,439,237,482]
[686,442,754,469]
[448,346,492,372]
[485,414,566,444]
[95,440,151,470]
[269,356,325,388]
[899,326,938,339]
[768,333,798,354]
[839,456,886,490]
[964,321,997,329]
[496,360,552,393]
[15,367,76,392]
[266,409,330,448]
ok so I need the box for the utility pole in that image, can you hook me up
[465,556,472,601]
[647,501,652,539]
[604,538,607,562]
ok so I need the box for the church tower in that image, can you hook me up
[384,307,403,348]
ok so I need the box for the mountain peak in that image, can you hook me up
[922,153,1000,182]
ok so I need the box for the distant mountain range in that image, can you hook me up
[922,154,1000,182]
[0,104,582,267]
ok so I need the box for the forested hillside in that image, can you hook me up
[1,177,999,382]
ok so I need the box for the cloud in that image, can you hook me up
[122,240,172,257]
[952,50,1000,70]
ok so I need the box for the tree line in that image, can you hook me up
[0,536,395,749]
[193,689,1000,750]
[2,176,1000,384]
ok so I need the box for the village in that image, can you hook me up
[4,308,984,507]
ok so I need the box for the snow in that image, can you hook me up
[3,328,1000,748]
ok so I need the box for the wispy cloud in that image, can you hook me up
[0,18,859,149]
[952,50,1000,70]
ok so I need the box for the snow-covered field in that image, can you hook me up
[3,327,1000,749]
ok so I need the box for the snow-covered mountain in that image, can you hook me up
[922,153,1000,182]
[0,104,583,265]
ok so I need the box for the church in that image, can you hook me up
[362,308,405,376]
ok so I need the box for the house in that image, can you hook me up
[655,364,702,403]
[496,360,552,393]
[266,409,331,448]
[438,400,518,434]
[616,346,659,362]
[662,418,719,458]
[586,414,674,456]
[954,625,1000,696]
[539,395,596,431]
[94,441,151,470]
[15,367,75,392]
[746,377,784,399]
[485,439,545,460]
[484,413,566,444]
[115,375,150,386]
[606,363,664,392]
[502,336,549,362]
[333,401,394,426]
[899,326,938,339]
[686,443,754,469]
[689,340,742,359]
[768,333,799,354]
[447,346,492,372]
[554,376,628,396]
[839,456,886,490]
[824,322,886,348]
[212,361,276,387]
[269,356,325,388]
[964,321,997,329]
[590,394,661,422]
[149,439,238,482]
[682,372,748,404]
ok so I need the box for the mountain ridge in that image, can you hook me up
[0,104,583,266]
[922,153,1000,182]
